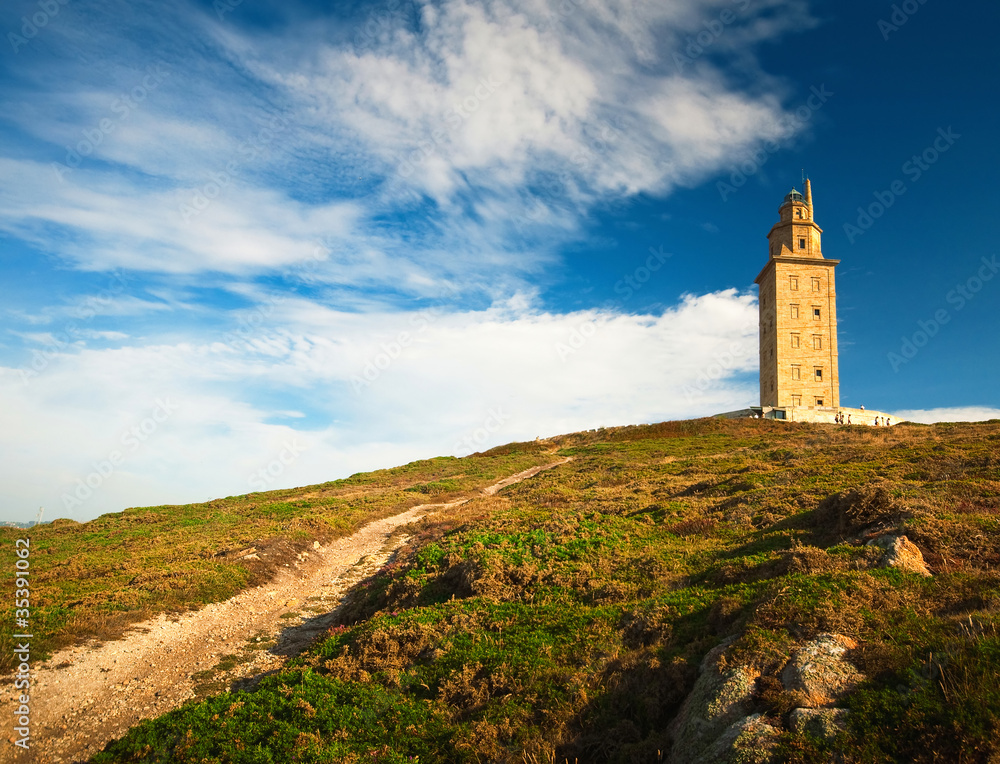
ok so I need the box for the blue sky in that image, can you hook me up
[2,0,998,523]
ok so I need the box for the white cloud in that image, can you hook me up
[0,0,820,298]
[0,289,758,523]
[0,0,830,523]
[889,407,1000,424]
[0,158,362,274]
[256,0,808,207]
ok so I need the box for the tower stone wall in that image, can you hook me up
[755,180,840,410]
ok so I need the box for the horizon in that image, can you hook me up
[2,0,999,523]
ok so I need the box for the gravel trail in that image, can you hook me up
[2,459,569,763]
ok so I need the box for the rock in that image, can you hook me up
[669,641,760,764]
[866,534,931,576]
[781,634,863,708]
[789,707,850,741]
[313,541,321,549]
[702,714,781,764]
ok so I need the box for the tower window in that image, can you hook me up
[790,304,799,319]
[816,398,824,407]
[815,368,823,381]
[799,238,806,249]
[813,307,821,319]
[792,394,802,406]
[812,277,821,291]
[796,209,802,219]
[791,366,801,380]
[790,334,800,348]
[790,276,799,291]
[813,335,823,349]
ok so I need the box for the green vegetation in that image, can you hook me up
[17,417,1000,762]
[0,445,556,672]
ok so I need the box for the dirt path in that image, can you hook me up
[5,458,570,763]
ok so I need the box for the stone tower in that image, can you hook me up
[754,179,840,410]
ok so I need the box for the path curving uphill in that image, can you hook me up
[6,458,570,763]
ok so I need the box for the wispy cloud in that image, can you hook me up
[0,0,831,521]
[2,0,817,289]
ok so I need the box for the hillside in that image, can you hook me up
[0,447,557,675]
[11,418,1000,763]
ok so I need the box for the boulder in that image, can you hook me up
[866,534,931,576]
[781,633,863,708]
[789,707,850,741]
[701,713,781,764]
[669,642,759,763]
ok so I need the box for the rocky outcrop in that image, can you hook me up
[669,641,760,763]
[866,533,932,577]
[701,714,781,764]
[669,634,865,763]
[781,633,863,708]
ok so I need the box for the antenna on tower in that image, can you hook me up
[801,168,806,185]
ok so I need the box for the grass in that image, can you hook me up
[0,443,557,673]
[24,417,1000,761]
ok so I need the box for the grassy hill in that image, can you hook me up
[12,417,1000,762]
[0,447,556,674]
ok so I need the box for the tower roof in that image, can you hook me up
[783,188,806,204]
